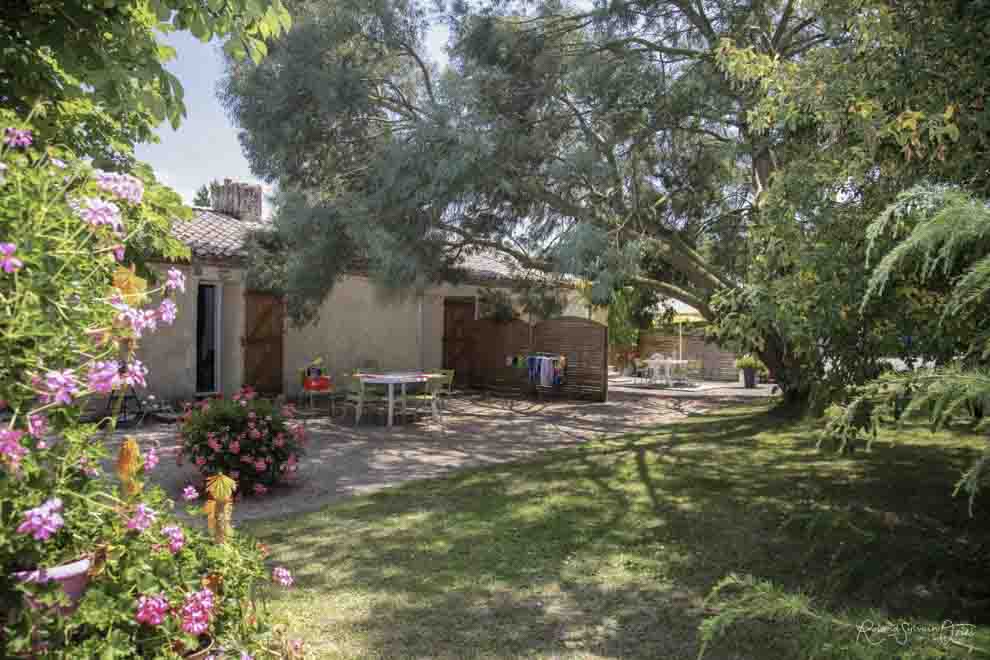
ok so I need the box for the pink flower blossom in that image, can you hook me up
[110,297,153,337]
[95,170,144,204]
[161,525,185,553]
[144,447,159,472]
[158,298,177,325]
[179,589,214,635]
[135,593,169,626]
[241,652,254,660]
[249,428,261,440]
[112,245,125,262]
[254,460,266,473]
[229,440,240,455]
[117,359,148,389]
[78,456,100,477]
[126,504,156,532]
[0,243,23,273]
[165,268,185,293]
[17,499,64,541]
[4,128,32,148]
[74,197,122,232]
[87,360,119,394]
[281,404,296,418]
[27,414,47,438]
[182,485,199,501]
[253,483,268,495]
[195,456,206,466]
[207,437,221,451]
[0,429,27,468]
[37,369,80,405]
[50,158,66,169]
[274,434,286,448]
[272,567,293,587]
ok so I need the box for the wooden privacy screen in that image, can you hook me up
[638,331,738,381]
[460,316,608,401]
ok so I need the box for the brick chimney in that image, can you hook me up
[210,179,262,222]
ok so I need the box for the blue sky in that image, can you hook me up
[136,25,450,215]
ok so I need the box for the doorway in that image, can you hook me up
[196,283,221,393]
[443,298,475,385]
[243,292,284,394]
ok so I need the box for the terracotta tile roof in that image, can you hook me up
[172,209,565,285]
[171,208,267,260]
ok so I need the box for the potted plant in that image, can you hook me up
[735,354,764,389]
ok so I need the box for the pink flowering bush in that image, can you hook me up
[0,115,290,658]
[179,386,307,494]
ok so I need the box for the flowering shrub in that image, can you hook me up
[0,113,300,658]
[179,387,307,494]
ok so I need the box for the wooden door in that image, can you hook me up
[243,293,284,394]
[443,299,475,385]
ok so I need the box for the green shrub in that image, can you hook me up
[734,354,765,371]
[0,113,301,658]
[179,388,307,496]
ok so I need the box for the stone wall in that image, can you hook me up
[209,179,262,222]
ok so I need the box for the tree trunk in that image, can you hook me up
[757,330,811,410]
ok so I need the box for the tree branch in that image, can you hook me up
[632,275,712,318]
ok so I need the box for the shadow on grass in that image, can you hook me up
[252,405,990,659]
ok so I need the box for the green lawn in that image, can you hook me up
[249,404,990,659]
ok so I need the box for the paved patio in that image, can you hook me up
[108,385,774,523]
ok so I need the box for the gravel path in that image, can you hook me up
[106,388,771,523]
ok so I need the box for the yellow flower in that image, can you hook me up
[112,265,148,305]
[116,437,143,496]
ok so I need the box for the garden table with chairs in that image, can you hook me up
[645,355,690,385]
[350,370,450,427]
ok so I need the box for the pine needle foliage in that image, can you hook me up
[834,184,990,513]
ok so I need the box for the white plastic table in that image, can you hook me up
[357,372,443,427]
[646,358,690,384]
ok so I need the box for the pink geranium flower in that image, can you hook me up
[87,360,119,394]
[135,593,169,626]
[126,504,156,532]
[95,170,144,204]
[165,267,185,293]
[27,414,47,439]
[161,525,185,553]
[182,485,199,501]
[158,298,177,325]
[144,447,159,472]
[179,589,214,635]
[272,567,293,587]
[0,243,23,273]
[4,127,32,148]
[253,483,268,495]
[0,428,27,468]
[37,369,80,405]
[17,499,64,541]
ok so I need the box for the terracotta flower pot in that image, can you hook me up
[13,557,91,614]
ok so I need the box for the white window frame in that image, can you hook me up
[195,281,223,396]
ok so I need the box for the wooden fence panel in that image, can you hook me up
[460,316,608,401]
[532,317,608,401]
[638,331,738,380]
[462,318,531,393]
